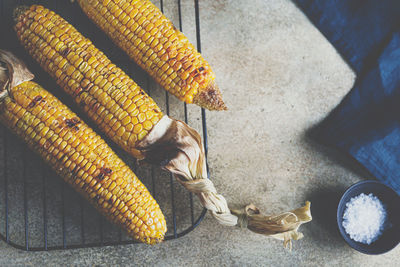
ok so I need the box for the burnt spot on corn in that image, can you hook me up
[43,140,52,149]
[61,154,69,163]
[28,95,43,108]
[208,89,216,97]
[53,120,61,128]
[60,47,71,57]
[198,67,205,72]
[83,82,93,91]
[96,173,105,181]
[65,117,80,129]
[71,165,80,175]
[72,87,84,97]
[92,102,101,112]
[102,168,112,174]
[107,198,113,204]
[100,68,108,75]
[95,167,112,181]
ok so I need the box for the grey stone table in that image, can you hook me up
[0,0,398,266]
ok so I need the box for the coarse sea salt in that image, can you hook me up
[342,193,386,245]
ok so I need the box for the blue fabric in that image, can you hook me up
[295,0,400,193]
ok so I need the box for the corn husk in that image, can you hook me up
[0,49,34,99]
[137,115,312,249]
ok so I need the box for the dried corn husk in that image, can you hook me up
[0,50,34,99]
[137,116,312,249]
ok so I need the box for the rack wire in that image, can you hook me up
[0,0,208,251]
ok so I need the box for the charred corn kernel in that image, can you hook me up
[76,0,226,110]
[15,5,164,158]
[0,81,166,244]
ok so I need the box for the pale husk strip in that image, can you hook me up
[0,49,35,99]
[137,115,312,249]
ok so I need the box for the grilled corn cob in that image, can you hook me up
[76,0,227,111]
[0,50,166,245]
[15,5,164,159]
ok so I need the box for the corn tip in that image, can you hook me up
[13,5,30,24]
[193,80,227,111]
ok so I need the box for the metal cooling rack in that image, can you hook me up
[0,0,208,251]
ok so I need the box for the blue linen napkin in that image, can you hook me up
[295,0,400,193]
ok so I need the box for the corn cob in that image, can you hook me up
[76,0,227,111]
[15,5,165,159]
[0,50,166,245]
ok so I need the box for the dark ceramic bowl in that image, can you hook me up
[337,180,400,254]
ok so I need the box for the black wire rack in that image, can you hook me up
[0,0,208,251]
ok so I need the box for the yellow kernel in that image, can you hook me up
[112,121,121,132]
[138,130,148,141]
[131,117,139,125]
[73,58,83,69]
[136,99,144,107]
[58,58,68,69]
[143,121,153,131]
[116,126,125,137]
[133,124,142,134]
[109,181,117,191]
[126,103,137,113]
[145,110,154,120]
[87,56,97,65]
[126,123,134,131]
[185,94,193,103]
[121,116,131,126]
[137,113,146,123]
[139,104,147,112]
[122,131,130,141]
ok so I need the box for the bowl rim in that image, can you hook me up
[336,179,400,255]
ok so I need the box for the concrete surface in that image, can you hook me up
[0,0,399,266]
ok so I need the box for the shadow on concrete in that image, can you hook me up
[301,123,374,247]
[304,123,374,179]
[306,184,347,247]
